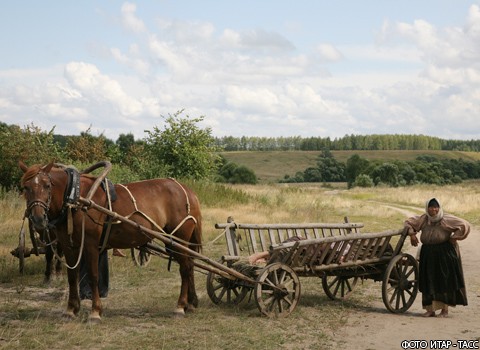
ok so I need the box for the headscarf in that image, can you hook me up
[425,197,444,223]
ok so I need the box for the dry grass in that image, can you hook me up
[1,181,479,349]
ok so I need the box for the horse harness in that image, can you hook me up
[100,178,198,249]
[24,167,80,238]
[26,168,197,265]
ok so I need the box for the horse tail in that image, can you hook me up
[183,186,202,254]
[191,214,202,254]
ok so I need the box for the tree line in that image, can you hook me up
[215,134,480,152]
[2,116,479,190]
[282,149,480,187]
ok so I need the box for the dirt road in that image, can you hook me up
[333,207,480,350]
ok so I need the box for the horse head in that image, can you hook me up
[19,161,61,232]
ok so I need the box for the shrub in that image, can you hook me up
[354,174,374,187]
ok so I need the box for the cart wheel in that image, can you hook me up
[131,247,152,267]
[322,274,359,300]
[382,253,418,313]
[206,265,250,305]
[18,228,26,274]
[254,262,301,317]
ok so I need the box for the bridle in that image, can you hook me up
[24,171,53,229]
[23,167,84,270]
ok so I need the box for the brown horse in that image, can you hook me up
[19,161,202,321]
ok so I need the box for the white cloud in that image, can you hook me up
[224,86,280,114]
[64,61,143,116]
[156,18,215,43]
[315,43,343,62]
[121,2,146,33]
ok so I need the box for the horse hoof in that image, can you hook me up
[88,314,102,324]
[185,304,196,313]
[173,308,186,318]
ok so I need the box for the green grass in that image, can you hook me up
[220,150,480,183]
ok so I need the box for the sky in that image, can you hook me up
[1,1,480,141]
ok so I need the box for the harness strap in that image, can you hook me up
[115,181,198,247]
[64,168,81,243]
[169,178,191,213]
[99,179,114,254]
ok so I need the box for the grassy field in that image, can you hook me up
[220,150,480,183]
[1,180,480,349]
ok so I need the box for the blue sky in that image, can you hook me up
[1,1,479,141]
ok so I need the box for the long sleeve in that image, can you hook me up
[404,214,427,234]
[442,214,471,241]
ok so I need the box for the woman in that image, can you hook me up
[405,198,470,317]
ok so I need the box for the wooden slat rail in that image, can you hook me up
[214,217,364,262]
[269,229,405,273]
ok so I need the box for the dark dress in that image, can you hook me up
[79,249,109,300]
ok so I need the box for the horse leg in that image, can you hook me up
[187,257,198,311]
[84,249,102,323]
[64,261,80,319]
[54,244,63,277]
[44,245,53,284]
[174,253,196,316]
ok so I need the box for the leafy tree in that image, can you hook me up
[371,163,399,186]
[400,165,417,185]
[346,154,370,188]
[216,158,257,184]
[65,128,110,163]
[303,167,322,182]
[116,133,136,155]
[0,124,64,189]
[144,110,220,179]
[229,165,258,184]
[316,149,346,182]
[217,162,236,182]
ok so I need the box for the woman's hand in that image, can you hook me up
[410,234,419,247]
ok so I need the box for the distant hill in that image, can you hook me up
[220,150,480,183]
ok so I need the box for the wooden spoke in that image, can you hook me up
[322,274,359,300]
[382,253,418,313]
[206,262,250,305]
[254,263,301,317]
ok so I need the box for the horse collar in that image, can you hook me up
[64,168,81,206]
[46,168,81,227]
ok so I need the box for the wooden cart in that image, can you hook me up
[207,218,418,317]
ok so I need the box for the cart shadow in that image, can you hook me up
[299,292,416,316]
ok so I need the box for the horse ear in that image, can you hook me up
[19,160,28,173]
[41,162,55,173]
